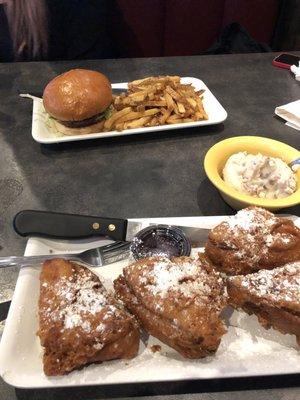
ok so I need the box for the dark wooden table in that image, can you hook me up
[0,53,299,400]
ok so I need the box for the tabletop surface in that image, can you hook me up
[0,52,299,399]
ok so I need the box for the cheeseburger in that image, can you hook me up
[43,69,112,135]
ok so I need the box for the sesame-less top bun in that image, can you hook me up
[43,69,112,122]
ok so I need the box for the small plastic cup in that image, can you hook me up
[130,225,191,260]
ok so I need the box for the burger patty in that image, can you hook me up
[58,111,106,128]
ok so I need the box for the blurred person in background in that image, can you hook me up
[0,0,113,62]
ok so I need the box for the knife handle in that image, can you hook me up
[13,210,128,241]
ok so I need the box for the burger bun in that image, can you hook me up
[43,69,112,122]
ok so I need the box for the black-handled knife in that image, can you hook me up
[13,210,142,241]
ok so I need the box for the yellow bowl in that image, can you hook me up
[204,136,300,211]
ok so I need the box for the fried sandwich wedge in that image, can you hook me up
[114,256,227,358]
[38,258,139,376]
[227,261,300,345]
[205,207,300,275]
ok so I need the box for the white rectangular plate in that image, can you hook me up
[0,215,299,389]
[31,77,227,144]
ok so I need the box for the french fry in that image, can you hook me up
[124,116,152,129]
[104,75,208,132]
[136,105,145,112]
[148,116,159,127]
[165,85,181,101]
[159,108,172,124]
[115,122,125,131]
[166,118,183,124]
[143,100,167,107]
[186,97,197,109]
[103,107,132,130]
[144,108,160,116]
[115,111,145,123]
[177,102,185,114]
[165,91,175,111]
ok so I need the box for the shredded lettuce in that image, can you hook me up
[104,105,114,120]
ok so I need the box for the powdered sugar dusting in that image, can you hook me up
[225,208,276,232]
[41,269,117,333]
[209,207,300,270]
[231,261,300,304]
[148,259,210,298]
[127,257,226,310]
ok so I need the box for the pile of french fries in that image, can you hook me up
[103,76,208,131]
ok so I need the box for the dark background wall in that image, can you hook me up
[0,0,299,62]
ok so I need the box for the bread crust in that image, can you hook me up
[43,69,112,122]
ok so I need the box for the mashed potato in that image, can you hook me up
[223,152,297,199]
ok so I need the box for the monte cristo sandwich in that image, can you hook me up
[205,206,300,276]
[114,256,227,358]
[38,258,139,376]
[227,261,300,345]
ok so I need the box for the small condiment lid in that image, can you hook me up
[130,225,191,260]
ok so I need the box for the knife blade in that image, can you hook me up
[14,210,142,242]
[149,224,210,247]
